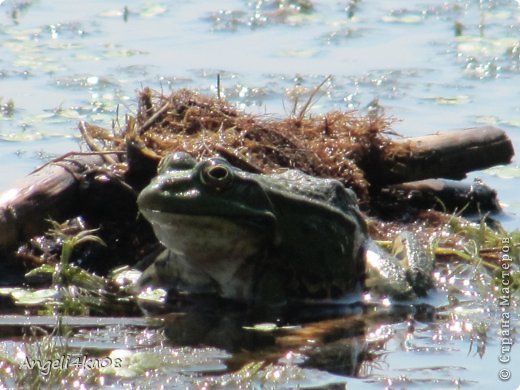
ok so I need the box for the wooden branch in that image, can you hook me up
[365,126,514,186]
[0,153,122,249]
[376,178,501,214]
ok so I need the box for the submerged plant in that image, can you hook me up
[24,221,107,315]
[2,219,139,316]
[445,217,519,298]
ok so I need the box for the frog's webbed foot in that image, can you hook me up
[395,232,435,296]
[365,232,435,300]
[365,240,415,299]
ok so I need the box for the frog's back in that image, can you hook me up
[252,169,368,300]
[260,170,361,216]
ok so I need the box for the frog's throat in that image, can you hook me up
[140,209,279,248]
[143,214,274,283]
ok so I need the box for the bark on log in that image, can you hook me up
[0,154,122,249]
[377,178,501,214]
[364,126,514,186]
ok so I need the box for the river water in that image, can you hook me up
[0,0,519,388]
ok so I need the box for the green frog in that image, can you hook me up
[137,152,434,304]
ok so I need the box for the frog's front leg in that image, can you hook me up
[138,249,217,295]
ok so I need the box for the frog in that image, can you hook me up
[136,152,434,304]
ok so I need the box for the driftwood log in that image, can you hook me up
[0,126,514,250]
[364,126,514,185]
[376,178,501,215]
[0,153,125,249]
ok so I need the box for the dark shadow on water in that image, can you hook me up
[159,296,437,377]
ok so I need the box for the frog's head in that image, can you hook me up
[137,153,278,270]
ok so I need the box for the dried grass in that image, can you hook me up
[87,88,392,204]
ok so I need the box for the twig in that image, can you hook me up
[297,75,331,121]
[138,101,170,135]
[30,151,125,175]
[78,121,102,152]
[217,73,222,100]
[215,145,263,173]
[79,121,118,166]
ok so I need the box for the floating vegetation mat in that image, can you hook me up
[86,87,393,203]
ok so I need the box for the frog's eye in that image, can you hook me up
[200,160,233,190]
[158,152,196,174]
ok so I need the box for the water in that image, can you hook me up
[0,0,519,387]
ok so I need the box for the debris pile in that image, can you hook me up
[87,88,392,204]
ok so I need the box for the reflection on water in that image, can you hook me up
[0,0,518,387]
